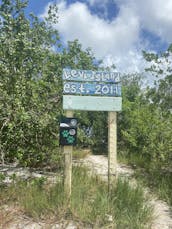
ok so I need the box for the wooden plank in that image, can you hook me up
[63,69,120,83]
[63,110,73,202]
[108,111,117,195]
[63,95,122,111]
[63,82,121,97]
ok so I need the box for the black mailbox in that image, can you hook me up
[59,117,77,146]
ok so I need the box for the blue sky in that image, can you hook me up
[2,0,172,73]
[27,0,119,21]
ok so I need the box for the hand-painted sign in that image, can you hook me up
[63,82,121,97]
[63,95,122,111]
[62,68,122,111]
[63,69,120,83]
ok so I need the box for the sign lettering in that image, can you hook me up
[63,69,120,83]
[63,82,121,97]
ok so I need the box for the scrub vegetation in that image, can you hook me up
[0,0,171,227]
[0,167,152,228]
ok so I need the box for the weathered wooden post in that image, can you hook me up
[63,110,73,201]
[108,111,117,195]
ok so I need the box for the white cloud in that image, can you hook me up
[103,50,144,73]
[41,0,172,74]
[139,0,172,42]
[65,3,138,57]
[41,0,142,73]
[116,0,172,42]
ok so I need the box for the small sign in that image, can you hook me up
[63,95,122,111]
[60,127,77,145]
[63,69,120,83]
[63,82,121,97]
[59,117,77,146]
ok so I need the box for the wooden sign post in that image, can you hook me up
[63,110,73,202]
[62,69,122,198]
[108,111,117,195]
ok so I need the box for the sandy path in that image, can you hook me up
[79,155,172,229]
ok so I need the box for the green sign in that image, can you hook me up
[63,95,122,111]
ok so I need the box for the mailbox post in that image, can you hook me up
[60,112,77,202]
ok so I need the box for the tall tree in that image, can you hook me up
[0,0,101,165]
[143,45,172,112]
[118,47,172,168]
[0,0,62,166]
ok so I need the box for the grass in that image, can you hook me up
[72,148,91,159]
[118,152,172,207]
[72,167,152,228]
[0,166,152,228]
[134,168,172,206]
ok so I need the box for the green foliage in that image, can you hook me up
[0,0,63,166]
[120,103,172,167]
[118,47,172,207]
[0,173,5,183]
[76,111,108,153]
[118,68,172,169]
[61,39,98,70]
[0,0,99,166]
[143,45,172,112]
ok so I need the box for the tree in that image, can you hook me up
[143,45,172,112]
[0,0,102,165]
[118,47,172,168]
[0,0,62,166]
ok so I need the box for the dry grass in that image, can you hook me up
[0,166,152,228]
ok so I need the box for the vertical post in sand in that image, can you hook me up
[64,110,73,201]
[108,111,117,196]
